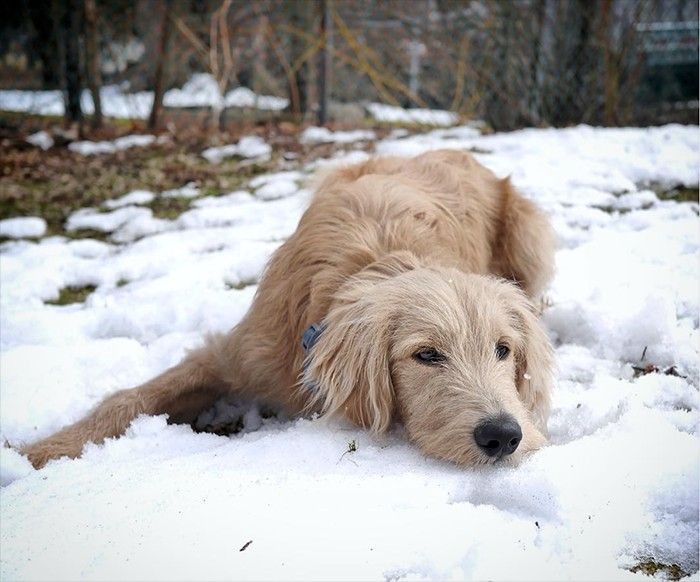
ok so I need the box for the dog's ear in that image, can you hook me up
[507,289,554,434]
[302,252,420,433]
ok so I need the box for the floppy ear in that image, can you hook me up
[302,252,420,433]
[508,289,554,434]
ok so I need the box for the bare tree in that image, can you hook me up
[83,0,102,128]
[63,0,83,125]
[149,0,173,130]
[317,0,329,125]
[286,1,311,119]
[173,0,243,131]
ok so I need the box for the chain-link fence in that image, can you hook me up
[2,0,698,130]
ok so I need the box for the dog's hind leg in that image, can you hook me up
[21,340,230,469]
[492,178,556,299]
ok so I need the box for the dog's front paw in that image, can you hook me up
[21,439,81,469]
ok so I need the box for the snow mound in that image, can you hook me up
[68,134,156,156]
[202,136,272,164]
[163,74,288,111]
[104,190,155,209]
[161,183,201,199]
[0,217,47,239]
[300,126,376,144]
[367,102,459,126]
[0,76,288,120]
[25,130,54,150]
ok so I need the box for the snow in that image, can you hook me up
[25,130,53,150]
[0,75,287,120]
[104,190,155,209]
[225,87,288,111]
[201,135,272,164]
[0,86,153,119]
[68,134,156,155]
[300,126,377,144]
[1,124,698,581]
[163,74,288,111]
[67,206,154,234]
[161,183,200,199]
[0,76,469,130]
[367,102,460,126]
[0,217,47,239]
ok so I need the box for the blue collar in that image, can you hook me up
[301,322,325,392]
[302,322,326,354]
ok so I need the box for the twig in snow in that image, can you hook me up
[239,540,253,552]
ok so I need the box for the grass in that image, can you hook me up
[0,135,277,237]
[629,559,689,580]
[45,285,97,305]
[596,185,699,215]
[148,196,193,220]
[62,228,112,242]
[655,185,699,203]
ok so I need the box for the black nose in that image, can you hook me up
[474,414,522,458]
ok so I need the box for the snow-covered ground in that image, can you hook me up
[1,124,698,581]
[366,102,460,126]
[0,74,462,127]
[0,74,288,120]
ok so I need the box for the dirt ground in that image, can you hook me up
[0,113,390,237]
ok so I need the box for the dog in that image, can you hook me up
[22,149,555,469]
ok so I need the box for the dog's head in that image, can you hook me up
[303,253,553,466]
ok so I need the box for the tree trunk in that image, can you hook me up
[27,0,62,86]
[599,0,618,126]
[148,0,173,130]
[317,0,329,126]
[528,0,546,126]
[83,0,102,128]
[63,0,83,124]
[287,4,308,119]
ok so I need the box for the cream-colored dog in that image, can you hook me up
[23,149,555,468]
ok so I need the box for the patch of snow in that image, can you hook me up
[163,74,288,111]
[104,190,155,209]
[161,183,200,199]
[305,149,371,170]
[367,102,459,126]
[300,126,376,144]
[0,75,288,120]
[66,206,153,234]
[25,130,54,150]
[225,87,288,111]
[254,179,298,200]
[202,135,272,164]
[249,171,304,188]
[191,190,253,208]
[68,134,156,156]
[0,217,47,239]
[163,73,222,108]
[0,89,65,116]
[610,189,659,211]
[0,86,153,119]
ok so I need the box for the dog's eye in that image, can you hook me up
[495,343,510,360]
[413,349,446,365]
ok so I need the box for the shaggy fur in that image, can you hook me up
[22,149,555,468]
